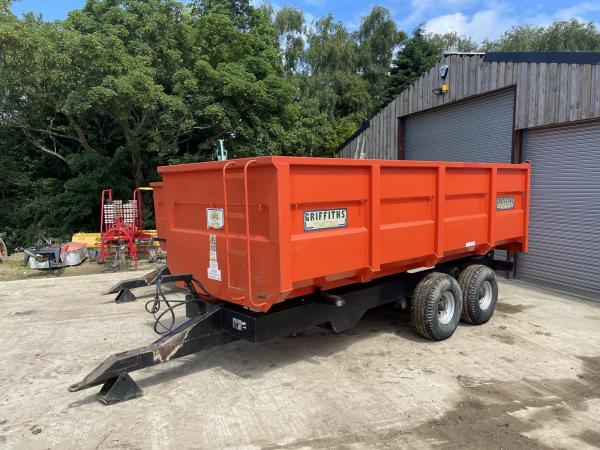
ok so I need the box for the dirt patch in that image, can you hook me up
[584,316,600,321]
[496,302,534,314]
[491,333,516,345]
[578,429,600,447]
[409,355,600,449]
[258,357,600,449]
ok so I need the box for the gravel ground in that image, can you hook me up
[1,272,599,449]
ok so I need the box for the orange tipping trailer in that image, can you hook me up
[71,156,530,404]
[149,181,167,251]
[157,156,529,312]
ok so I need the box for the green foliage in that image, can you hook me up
[0,0,296,245]
[355,7,406,110]
[429,32,479,53]
[382,27,442,106]
[275,6,305,71]
[483,20,600,51]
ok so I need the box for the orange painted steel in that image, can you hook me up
[155,157,530,313]
[150,181,167,251]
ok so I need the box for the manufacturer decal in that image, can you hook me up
[304,208,347,231]
[496,195,515,211]
[207,208,224,229]
[207,234,221,281]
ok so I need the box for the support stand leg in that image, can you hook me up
[98,373,143,405]
[115,288,137,303]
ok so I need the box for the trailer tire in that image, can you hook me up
[458,264,498,324]
[411,272,462,341]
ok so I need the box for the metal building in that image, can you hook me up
[338,52,600,301]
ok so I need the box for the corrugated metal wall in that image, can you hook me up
[404,90,514,262]
[404,91,514,162]
[519,121,600,300]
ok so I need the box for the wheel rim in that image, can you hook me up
[438,291,456,325]
[479,281,493,310]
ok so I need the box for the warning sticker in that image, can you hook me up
[304,208,347,231]
[207,267,222,281]
[207,234,221,281]
[496,196,515,211]
[207,208,224,229]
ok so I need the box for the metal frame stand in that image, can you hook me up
[106,266,170,302]
[97,373,143,405]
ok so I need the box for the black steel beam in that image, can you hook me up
[68,302,236,395]
[104,266,170,295]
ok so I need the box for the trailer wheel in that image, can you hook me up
[458,264,498,324]
[411,272,462,341]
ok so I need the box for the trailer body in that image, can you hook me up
[155,157,530,312]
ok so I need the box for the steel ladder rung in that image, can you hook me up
[222,159,257,304]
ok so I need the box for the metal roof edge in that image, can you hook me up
[484,52,600,64]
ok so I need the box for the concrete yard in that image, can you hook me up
[1,272,599,449]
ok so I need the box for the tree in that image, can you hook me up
[275,6,305,72]
[297,14,373,154]
[0,0,298,246]
[483,20,600,51]
[355,7,406,111]
[430,32,479,53]
[382,26,441,105]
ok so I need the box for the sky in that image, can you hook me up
[10,0,600,43]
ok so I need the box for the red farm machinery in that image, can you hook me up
[98,187,156,270]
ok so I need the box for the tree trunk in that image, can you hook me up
[120,120,144,188]
[131,141,144,188]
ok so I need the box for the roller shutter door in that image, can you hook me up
[405,90,514,162]
[519,122,600,301]
[405,90,514,261]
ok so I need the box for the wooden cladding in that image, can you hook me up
[339,54,600,159]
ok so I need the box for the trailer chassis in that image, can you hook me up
[70,253,508,404]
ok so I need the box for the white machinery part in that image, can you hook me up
[0,238,7,262]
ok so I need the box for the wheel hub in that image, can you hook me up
[479,280,493,310]
[438,291,456,325]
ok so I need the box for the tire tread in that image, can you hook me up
[458,264,498,324]
[411,272,462,341]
